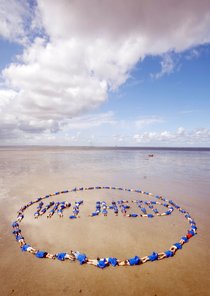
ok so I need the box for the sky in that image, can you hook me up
[0,0,210,147]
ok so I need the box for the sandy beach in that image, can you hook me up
[0,147,210,296]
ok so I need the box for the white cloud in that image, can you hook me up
[151,53,176,79]
[0,0,210,142]
[133,128,210,145]
[135,116,164,128]
[185,48,201,60]
[62,111,115,130]
[0,0,38,44]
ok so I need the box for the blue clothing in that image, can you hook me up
[13,229,21,235]
[77,254,87,264]
[97,259,108,269]
[12,222,19,228]
[173,243,182,249]
[141,208,147,213]
[69,215,77,219]
[108,257,118,267]
[21,244,30,252]
[130,214,138,217]
[188,230,195,236]
[148,252,158,261]
[128,256,141,266]
[165,250,174,257]
[147,214,154,218]
[91,212,99,216]
[35,251,47,258]
[165,211,171,215]
[56,253,66,261]
[181,236,189,243]
[16,235,24,241]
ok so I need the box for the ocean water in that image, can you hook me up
[0,146,210,296]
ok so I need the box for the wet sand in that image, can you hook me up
[0,147,210,296]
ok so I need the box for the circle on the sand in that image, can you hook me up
[12,186,197,269]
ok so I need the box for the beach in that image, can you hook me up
[0,146,210,296]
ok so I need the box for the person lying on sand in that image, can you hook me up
[87,258,109,269]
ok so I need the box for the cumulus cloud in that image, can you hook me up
[133,128,210,145]
[0,0,39,44]
[0,0,210,141]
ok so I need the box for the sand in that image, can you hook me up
[0,147,210,296]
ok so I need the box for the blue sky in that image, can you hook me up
[0,0,210,146]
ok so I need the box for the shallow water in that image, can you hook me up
[0,147,210,296]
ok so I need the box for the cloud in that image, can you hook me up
[185,48,201,60]
[0,0,39,45]
[151,53,176,79]
[62,111,115,130]
[0,0,210,141]
[135,116,164,128]
[0,107,115,142]
[133,128,210,145]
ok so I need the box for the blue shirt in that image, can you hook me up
[108,258,118,266]
[148,252,158,261]
[97,259,107,269]
[165,250,174,257]
[36,251,47,258]
[21,244,30,252]
[56,253,66,261]
[128,256,141,265]
[77,254,87,264]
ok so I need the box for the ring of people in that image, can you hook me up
[12,186,197,269]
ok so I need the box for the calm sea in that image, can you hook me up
[0,146,210,200]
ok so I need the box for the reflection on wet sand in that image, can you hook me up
[1,147,210,295]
